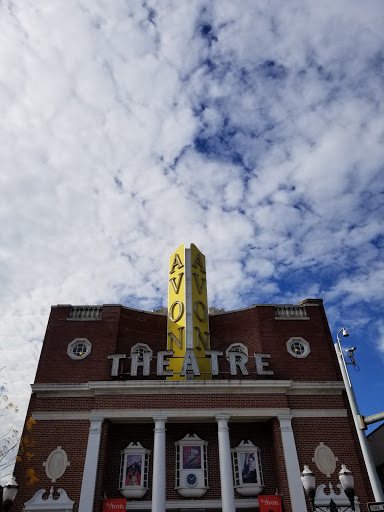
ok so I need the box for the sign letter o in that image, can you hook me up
[169,301,184,322]
[194,300,208,322]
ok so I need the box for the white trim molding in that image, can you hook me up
[123,498,261,510]
[31,379,345,397]
[32,407,348,422]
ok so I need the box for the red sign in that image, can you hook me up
[103,499,126,512]
[259,495,282,512]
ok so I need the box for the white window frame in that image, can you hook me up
[175,434,208,498]
[231,440,264,496]
[226,343,248,358]
[130,343,153,376]
[286,337,311,358]
[119,442,151,499]
[67,338,92,360]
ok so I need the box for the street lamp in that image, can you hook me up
[301,464,355,511]
[339,464,355,510]
[334,327,384,502]
[301,464,316,511]
[0,476,19,512]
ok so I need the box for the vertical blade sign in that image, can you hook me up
[167,244,211,380]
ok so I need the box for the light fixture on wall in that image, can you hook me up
[301,464,356,511]
[0,475,19,512]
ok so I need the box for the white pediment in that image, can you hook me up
[24,487,74,512]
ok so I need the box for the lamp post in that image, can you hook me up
[0,476,19,512]
[301,463,355,511]
[301,465,316,511]
[334,327,384,502]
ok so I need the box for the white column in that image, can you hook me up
[152,415,167,512]
[216,415,236,512]
[78,416,104,512]
[278,415,307,512]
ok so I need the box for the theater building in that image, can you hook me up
[13,244,374,512]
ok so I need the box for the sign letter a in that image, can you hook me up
[170,253,184,274]
[192,252,206,273]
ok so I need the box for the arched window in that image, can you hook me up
[130,344,153,376]
[226,343,249,376]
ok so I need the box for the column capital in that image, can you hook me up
[153,414,168,422]
[153,415,167,433]
[215,414,231,422]
[278,415,293,432]
[89,417,104,434]
[216,415,230,433]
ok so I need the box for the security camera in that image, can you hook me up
[346,347,357,354]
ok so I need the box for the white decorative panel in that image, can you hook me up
[312,442,338,477]
[43,447,70,482]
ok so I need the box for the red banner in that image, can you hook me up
[103,499,126,512]
[259,495,282,512]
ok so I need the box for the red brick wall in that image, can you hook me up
[209,303,341,381]
[33,302,342,384]
[293,415,374,507]
[13,419,90,512]
[35,306,122,383]
[31,393,289,412]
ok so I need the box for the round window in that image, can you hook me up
[286,337,310,358]
[290,341,305,355]
[67,338,92,360]
[72,343,88,357]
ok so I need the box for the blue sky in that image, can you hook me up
[0,0,384,477]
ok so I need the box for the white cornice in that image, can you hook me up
[123,498,260,509]
[120,498,260,509]
[32,407,347,422]
[31,379,344,397]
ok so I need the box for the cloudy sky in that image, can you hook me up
[1,0,384,478]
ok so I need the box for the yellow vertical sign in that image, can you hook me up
[167,244,186,379]
[167,243,211,380]
[191,243,211,380]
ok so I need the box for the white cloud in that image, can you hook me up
[1,0,384,481]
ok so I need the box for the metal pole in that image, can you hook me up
[335,338,384,501]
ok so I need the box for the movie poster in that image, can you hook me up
[125,454,142,486]
[240,452,257,483]
[182,446,201,469]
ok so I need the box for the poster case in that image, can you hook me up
[119,442,151,499]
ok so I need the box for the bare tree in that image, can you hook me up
[0,371,39,485]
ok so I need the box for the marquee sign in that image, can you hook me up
[167,244,211,380]
[107,244,275,379]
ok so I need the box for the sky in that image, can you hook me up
[1,0,384,481]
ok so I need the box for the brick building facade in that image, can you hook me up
[12,245,374,512]
[12,300,373,512]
